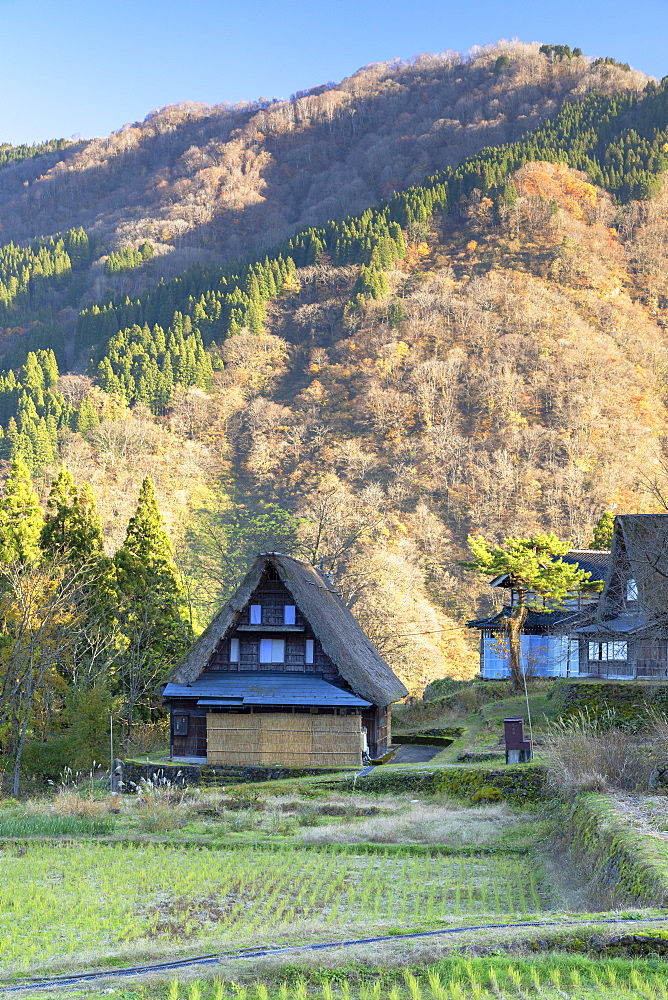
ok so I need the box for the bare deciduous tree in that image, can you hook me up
[0,560,117,794]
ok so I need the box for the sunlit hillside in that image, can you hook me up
[0,41,667,697]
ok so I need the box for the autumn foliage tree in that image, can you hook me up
[0,560,92,794]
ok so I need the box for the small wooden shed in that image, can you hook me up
[163,553,407,767]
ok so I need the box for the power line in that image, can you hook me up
[392,627,468,637]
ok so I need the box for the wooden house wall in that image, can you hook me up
[203,574,342,683]
[578,636,668,679]
[170,698,207,756]
[363,706,390,758]
[206,711,362,767]
[636,638,668,677]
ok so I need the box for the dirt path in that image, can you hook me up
[390,746,444,763]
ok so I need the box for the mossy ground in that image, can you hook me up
[6,678,668,992]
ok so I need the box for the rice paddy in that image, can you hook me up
[63,957,668,1000]
[0,841,551,973]
[1,781,667,994]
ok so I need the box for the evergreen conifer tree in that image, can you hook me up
[114,477,190,649]
[591,511,615,550]
[74,396,99,433]
[0,457,44,564]
[40,466,105,564]
[114,477,192,746]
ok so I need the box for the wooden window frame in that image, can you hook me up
[173,714,189,736]
[588,641,627,662]
[260,637,285,663]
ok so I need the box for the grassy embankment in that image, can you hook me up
[4,678,668,995]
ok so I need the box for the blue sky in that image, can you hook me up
[1,0,666,145]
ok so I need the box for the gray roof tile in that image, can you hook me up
[164,671,371,708]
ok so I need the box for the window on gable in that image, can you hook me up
[626,578,638,602]
[229,637,239,662]
[249,604,262,624]
[305,639,314,664]
[260,638,285,663]
[284,605,296,625]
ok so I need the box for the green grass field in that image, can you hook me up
[4,689,668,998]
[0,841,551,974]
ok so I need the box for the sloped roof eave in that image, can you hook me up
[163,671,372,708]
[168,554,408,706]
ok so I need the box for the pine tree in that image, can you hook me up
[114,477,189,645]
[591,511,615,550]
[114,477,192,747]
[40,466,105,564]
[74,396,99,433]
[463,533,601,690]
[0,458,44,565]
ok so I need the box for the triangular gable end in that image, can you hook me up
[596,520,632,621]
[169,553,408,707]
[597,514,668,622]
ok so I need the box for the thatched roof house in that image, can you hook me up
[578,515,668,678]
[163,553,407,766]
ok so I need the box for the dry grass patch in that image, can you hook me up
[543,710,651,794]
[299,800,517,845]
[607,792,668,839]
[26,789,115,819]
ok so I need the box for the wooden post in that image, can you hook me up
[110,715,115,792]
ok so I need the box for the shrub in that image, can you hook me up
[544,709,651,794]
[422,677,470,700]
[127,717,170,758]
[51,790,109,819]
[20,685,113,781]
[134,779,184,831]
[137,804,181,833]
[20,734,77,782]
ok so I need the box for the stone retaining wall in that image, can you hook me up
[121,758,349,788]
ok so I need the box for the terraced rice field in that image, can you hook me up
[0,842,551,973]
[86,959,668,1000]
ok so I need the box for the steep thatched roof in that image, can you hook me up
[597,515,668,622]
[169,553,408,706]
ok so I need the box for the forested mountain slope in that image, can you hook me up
[194,160,668,689]
[0,41,668,699]
[0,43,647,286]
